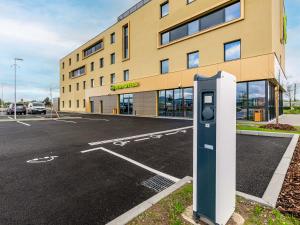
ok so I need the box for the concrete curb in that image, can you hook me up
[262,134,299,207]
[106,176,193,225]
[237,130,294,138]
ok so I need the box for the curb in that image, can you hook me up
[0,117,82,122]
[106,176,193,225]
[262,134,299,207]
[237,130,295,138]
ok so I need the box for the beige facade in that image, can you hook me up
[59,0,287,120]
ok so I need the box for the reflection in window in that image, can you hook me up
[236,82,247,120]
[225,2,241,22]
[224,40,241,61]
[161,59,169,74]
[158,88,193,118]
[161,2,169,18]
[188,51,199,69]
[161,32,170,45]
[188,20,199,35]
[248,81,266,120]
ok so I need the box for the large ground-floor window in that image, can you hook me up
[159,88,193,118]
[236,80,282,121]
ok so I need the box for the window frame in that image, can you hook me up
[110,73,116,84]
[187,51,199,69]
[123,70,129,81]
[160,1,169,18]
[110,32,115,44]
[224,39,241,62]
[160,59,169,74]
[99,57,104,68]
[111,53,116,64]
[100,76,104,86]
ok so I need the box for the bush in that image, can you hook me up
[260,124,297,131]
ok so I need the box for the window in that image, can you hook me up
[69,85,72,92]
[76,83,79,91]
[161,1,169,18]
[62,101,64,108]
[76,54,79,61]
[62,62,65,69]
[160,59,169,74]
[123,70,129,81]
[161,32,170,45]
[123,24,129,59]
[69,58,71,66]
[236,83,248,120]
[99,58,104,68]
[90,62,94,71]
[83,40,104,57]
[187,51,199,69]
[161,1,241,45]
[110,73,116,84]
[62,87,65,93]
[83,99,86,108]
[91,79,94,88]
[77,100,80,108]
[83,81,86,89]
[225,2,241,22]
[224,40,241,61]
[111,53,115,64]
[100,76,104,86]
[170,25,188,42]
[187,0,195,4]
[70,66,85,78]
[111,32,115,44]
[188,20,199,35]
[69,100,71,108]
[62,74,65,81]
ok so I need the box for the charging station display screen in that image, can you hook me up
[204,95,213,104]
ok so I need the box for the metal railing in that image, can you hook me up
[118,0,152,21]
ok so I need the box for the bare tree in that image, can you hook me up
[285,83,294,109]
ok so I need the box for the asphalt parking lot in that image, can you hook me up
[0,114,292,225]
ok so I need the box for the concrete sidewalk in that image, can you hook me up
[275,114,300,126]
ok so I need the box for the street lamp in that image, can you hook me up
[13,58,23,120]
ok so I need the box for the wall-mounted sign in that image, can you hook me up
[111,82,140,91]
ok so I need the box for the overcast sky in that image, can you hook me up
[0,0,299,102]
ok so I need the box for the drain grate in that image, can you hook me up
[141,175,175,192]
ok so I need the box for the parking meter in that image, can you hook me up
[193,71,236,225]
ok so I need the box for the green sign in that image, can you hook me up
[111,82,140,91]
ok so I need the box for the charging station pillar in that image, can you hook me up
[193,71,236,225]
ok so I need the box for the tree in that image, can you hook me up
[285,83,294,109]
[43,97,51,107]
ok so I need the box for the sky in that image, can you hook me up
[0,0,299,102]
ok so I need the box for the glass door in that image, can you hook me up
[120,94,133,115]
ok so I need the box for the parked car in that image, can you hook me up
[6,103,27,115]
[27,102,47,114]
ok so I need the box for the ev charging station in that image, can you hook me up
[193,71,236,225]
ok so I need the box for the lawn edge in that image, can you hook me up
[106,176,193,225]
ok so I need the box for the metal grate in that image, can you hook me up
[141,175,175,192]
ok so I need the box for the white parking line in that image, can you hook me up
[81,146,180,182]
[88,126,193,146]
[134,138,150,142]
[8,116,13,120]
[56,119,77,124]
[17,121,31,127]
[83,118,109,122]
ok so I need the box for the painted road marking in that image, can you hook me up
[113,141,130,147]
[81,147,180,182]
[56,119,77,124]
[88,126,193,146]
[27,156,58,164]
[17,121,31,127]
[83,118,109,122]
[8,116,13,120]
[134,138,150,142]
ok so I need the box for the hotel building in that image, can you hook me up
[59,0,287,121]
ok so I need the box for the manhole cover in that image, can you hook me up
[141,175,175,192]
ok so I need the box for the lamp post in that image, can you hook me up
[13,58,23,120]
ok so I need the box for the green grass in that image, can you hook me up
[284,107,300,114]
[237,123,300,134]
[128,184,300,225]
